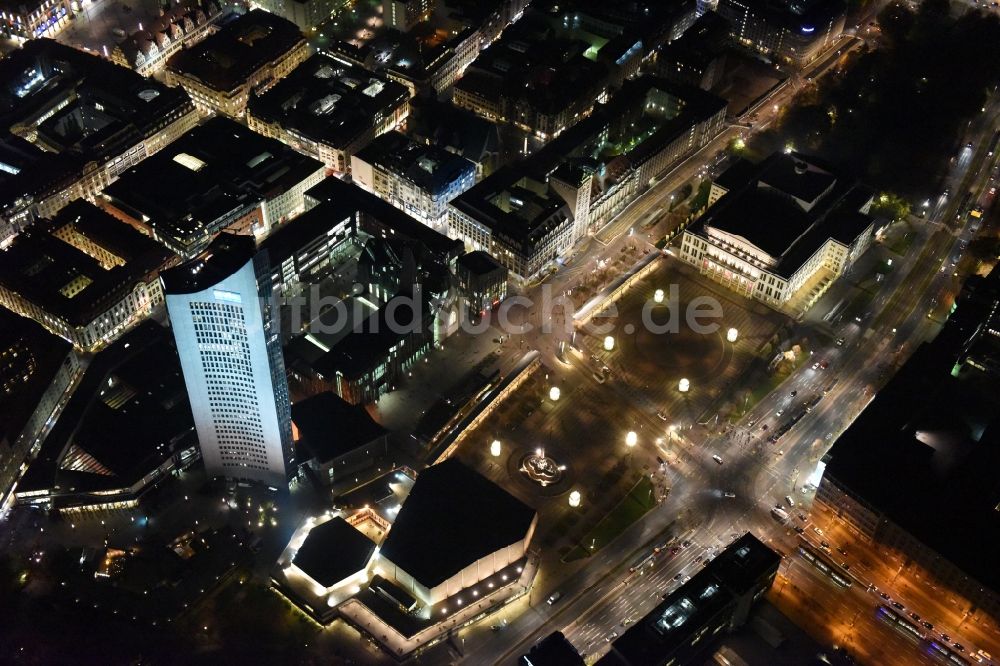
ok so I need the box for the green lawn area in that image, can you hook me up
[885,229,916,256]
[728,341,813,422]
[563,477,657,562]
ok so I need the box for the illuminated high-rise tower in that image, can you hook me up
[162,234,294,487]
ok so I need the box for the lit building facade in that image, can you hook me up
[0,39,199,246]
[165,9,310,117]
[0,200,176,351]
[0,309,80,513]
[247,54,410,174]
[351,131,476,228]
[162,234,295,487]
[680,152,873,311]
[0,0,71,40]
[111,0,229,77]
[101,116,325,257]
[383,0,434,31]
[255,0,351,31]
[716,0,846,65]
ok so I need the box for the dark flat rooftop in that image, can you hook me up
[160,233,255,295]
[105,116,322,250]
[353,131,476,197]
[0,200,174,327]
[166,9,304,92]
[16,321,195,497]
[305,177,462,258]
[379,458,536,588]
[292,516,376,588]
[823,309,1000,594]
[258,200,356,268]
[694,152,873,277]
[248,54,408,151]
[291,391,387,464]
[0,307,72,446]
[457,250,503,276]
[609,533,779,665]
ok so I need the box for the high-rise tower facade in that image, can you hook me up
[162,234,294,487]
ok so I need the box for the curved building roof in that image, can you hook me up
[160,233,256,295]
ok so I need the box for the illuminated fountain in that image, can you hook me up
[520,447,565,487]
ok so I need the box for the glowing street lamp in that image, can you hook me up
[549,386,561,402]
[568,490,582,508]
[626,431,638,448]
[604,335,615,351]
[727,327,739,343]
[490,439,502,457]
[678,378,690,393]
[654,289,664,304]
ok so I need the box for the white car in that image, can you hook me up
[712,455,724,465]
[784,495,795,507]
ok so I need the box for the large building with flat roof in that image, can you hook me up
[0,200,177,351]
[166,9,310,117]
[376,458,537,605]
[449,76,725,278]
[101,116,325,257]
[715,0,846,65]
[162,234,295,488]
[351,131,476,228]
[291,391,388,486]
[0,39,199,245]
[0,307,79,513]
[13,321,196,512]
[247,53,409,174]
[603,532,780,665]
[452,9,610,141]
[815,266,1000,618]
[679,152,873,313]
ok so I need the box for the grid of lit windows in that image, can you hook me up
[190,301,270,473]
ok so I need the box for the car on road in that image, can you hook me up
[784,495,795,507]
[953,643,965,652]
[909,612,921,622]
[712,455,724,464]
[798,513,807,521]
[880,592,891,601]
[819,360,829,369]
[820,541,831,550]
[673,573,683,581]
[776,409,784,417]
[621,618,633,627]
[837,547,848,556]
[606,632,618,642]
[921,621,934,630]
[836,337,846,346]
[891,601,905,611]
[547,591,562,605]
[794,526,805,534]
[695,555,704,563]
[941,633,951,642]
[724,491,736,498]
[681,540,692,548]
[812,361,820,370]
[790,390,797,397]
[656,411,668,421]
[840,562,850,570]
